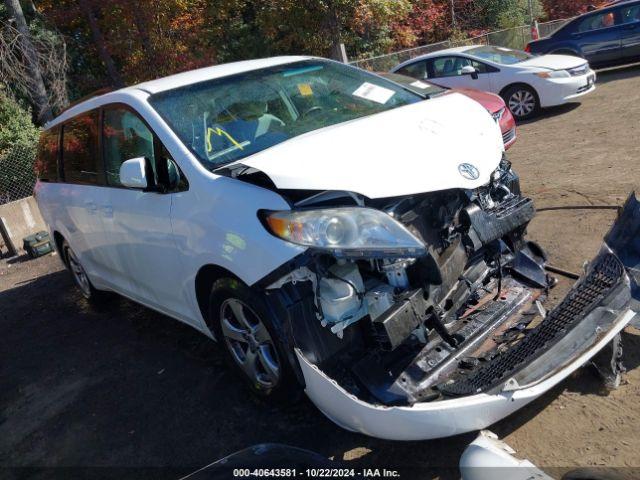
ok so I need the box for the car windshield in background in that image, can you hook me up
[149,60,421,169]
[379,73,447,98]
[467,45,532,65]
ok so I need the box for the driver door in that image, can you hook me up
[99,104,192,322]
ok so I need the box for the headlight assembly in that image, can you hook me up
[262,207,426,259]
[536,70,570,79]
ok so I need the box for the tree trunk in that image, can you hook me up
[78,0,124,88]
[326,0,343,61]
[3,0,52,124]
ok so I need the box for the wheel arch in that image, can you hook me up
[52,230,68,265]
[551,48,582,57]
[499,82,540,102]
[195,263,242,328]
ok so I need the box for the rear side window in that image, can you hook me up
[61,111,100,185]
[35,126,60,182]
[103,107,156,187]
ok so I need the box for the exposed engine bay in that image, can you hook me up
[255,159,639,408]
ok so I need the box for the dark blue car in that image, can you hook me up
[527,1,640,67]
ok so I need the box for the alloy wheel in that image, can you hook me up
[67,248,91,298]
[508,90,536,118]
[219,298,280,388]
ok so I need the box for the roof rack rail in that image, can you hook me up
[58,87,115,116]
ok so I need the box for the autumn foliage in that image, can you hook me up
[29,0,605,99]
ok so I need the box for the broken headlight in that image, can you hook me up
[262,207,426,259]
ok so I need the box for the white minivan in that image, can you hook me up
[35,56,639,440]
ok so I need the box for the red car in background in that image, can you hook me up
[379,72,517,150]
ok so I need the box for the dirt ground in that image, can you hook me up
[2,64,640,479]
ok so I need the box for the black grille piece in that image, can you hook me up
[502,128,516,144]
[577,83,592,94]
[462,196,535,246]
[439,253,624,396]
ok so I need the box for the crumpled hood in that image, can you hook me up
[518,54,587,71]
[236,93,504,199]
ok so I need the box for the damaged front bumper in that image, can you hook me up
[295,194,640,441]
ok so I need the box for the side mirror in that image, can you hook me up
[461,65,479,79]
[119,157,149,189]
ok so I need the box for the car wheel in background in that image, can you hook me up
[503,85,539,121]
[208,277,301,402]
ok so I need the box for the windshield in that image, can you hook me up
[467,45,532,65]
[378,73,447,98]
[149,59,421,169]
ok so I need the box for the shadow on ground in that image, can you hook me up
[2,264,630,479]
[596,62,640,84]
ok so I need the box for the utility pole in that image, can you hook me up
[528,0,539,40]
[450,0,456,29]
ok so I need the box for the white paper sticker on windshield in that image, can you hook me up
[410,80,430,89]
[353,82,395,104]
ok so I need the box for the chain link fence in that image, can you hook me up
[350,18,573,72]
[0,143,38,206]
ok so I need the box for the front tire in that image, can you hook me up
[503,85,539,121]
[208,277,300,401]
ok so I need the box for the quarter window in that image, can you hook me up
[103,107,156,187]
[35,126,60,182]
[61,111,100,185]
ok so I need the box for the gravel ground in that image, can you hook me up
[1,64,640,479]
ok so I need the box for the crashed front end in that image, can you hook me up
[257,161,640,441]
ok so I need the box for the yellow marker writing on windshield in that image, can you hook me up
[206,127,245,153]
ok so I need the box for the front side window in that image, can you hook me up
[466,46,531,65]
[35,126,60,182]
[61,111,100,185]
[430,56,473,78]
[578,11,617,32]
[621,5,640,23]
[103,107,156,187]
[149,60,421,169]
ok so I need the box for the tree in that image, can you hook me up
[3,0,52,123]
[258,0,411,60]
[542,0,608,20]
[0,90,40,202]
[455,0,544,30]
[77,0,123,88]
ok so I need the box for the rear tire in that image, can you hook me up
[502,84,539,121]
[62,241,111,304]
[208,277,301,402]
